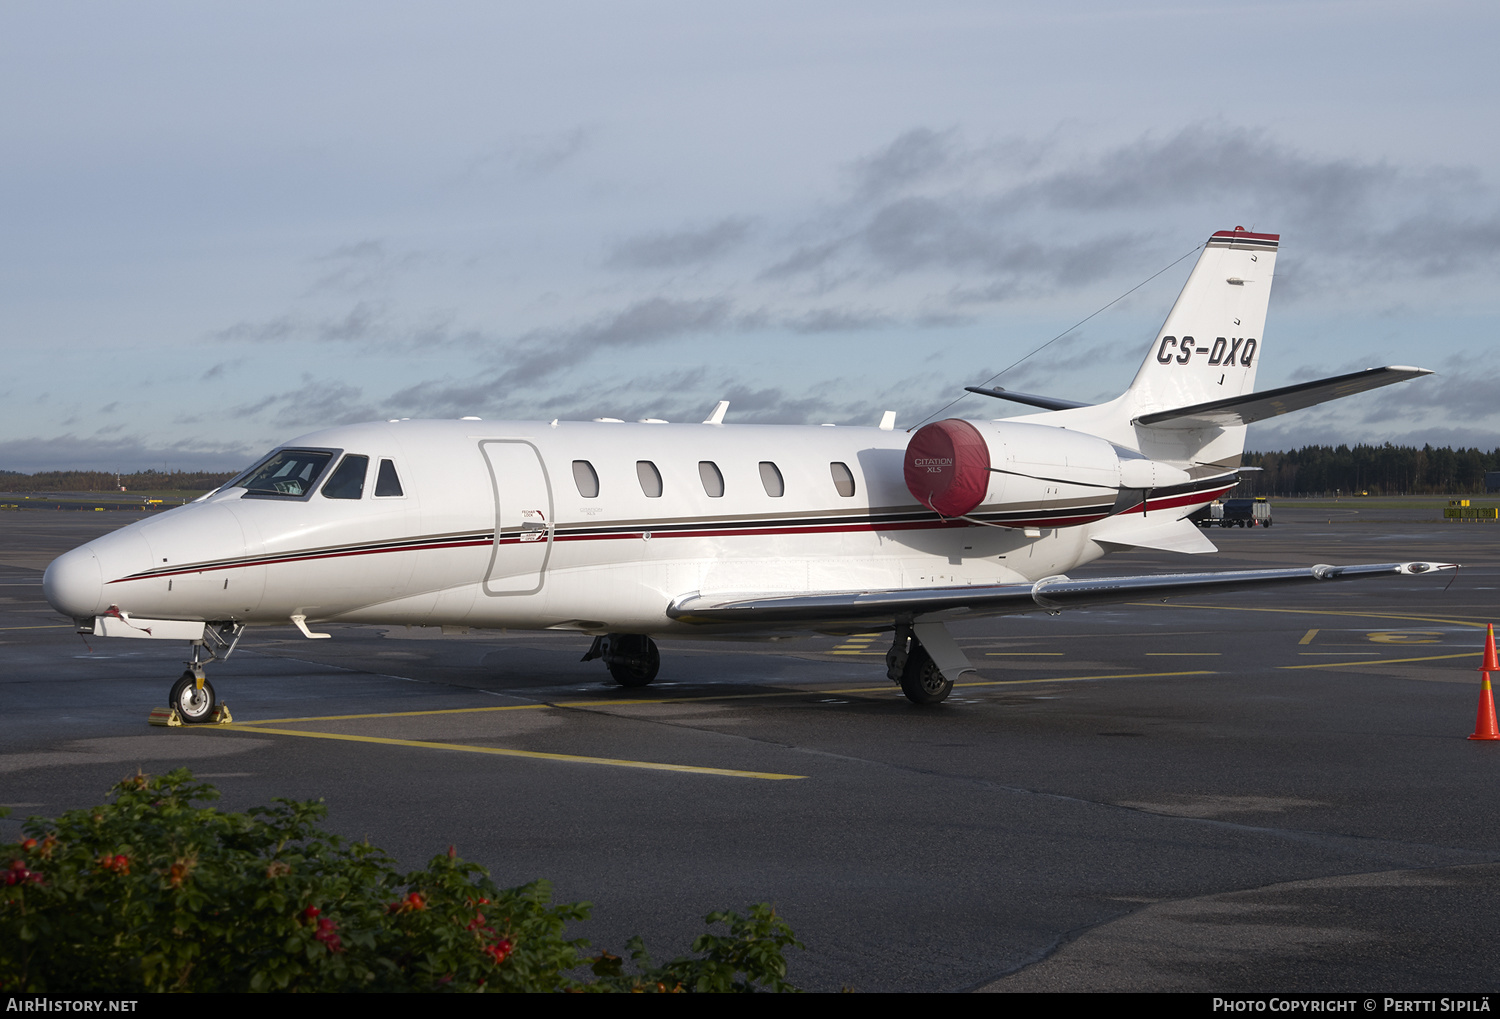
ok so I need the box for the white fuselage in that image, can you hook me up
[42,417,1230,637]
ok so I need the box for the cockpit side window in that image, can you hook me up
[322,455,370,499]
[234,449,335,499]
[374,459,404,497]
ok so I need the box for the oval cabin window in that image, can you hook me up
[759,461,784,497]
[572,460,600,498]
[698,461,725,498]
[636,460,663,498]
[830,461,856,498]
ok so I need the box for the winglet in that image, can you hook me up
[703,400,730,425]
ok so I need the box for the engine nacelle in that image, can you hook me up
[903,419,1192,523]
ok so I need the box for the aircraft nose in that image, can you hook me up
[43,544,105,621]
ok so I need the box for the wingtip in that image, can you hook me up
[1400,561,1458,574]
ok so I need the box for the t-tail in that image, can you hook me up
[999,227,1429,470]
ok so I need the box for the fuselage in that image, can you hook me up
[42,417,1233,637]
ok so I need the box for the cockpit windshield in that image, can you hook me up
[232,449,335,498]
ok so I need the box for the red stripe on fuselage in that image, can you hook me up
[105,489,1228,586]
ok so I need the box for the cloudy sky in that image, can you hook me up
[3,1,1499,472]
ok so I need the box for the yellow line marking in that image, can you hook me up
[819,670,1216,694]
[236,704,550,725]
[0,624,74,631]
[1299,628,1320,645]
[830,650,883,655]
[1133,603,1490,629]
[1145,652,1220,656]
[216,725,804,780]
[1281,652,1481,670]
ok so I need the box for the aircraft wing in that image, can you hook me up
[1134,366,1431,428]
[666,561,1453,629]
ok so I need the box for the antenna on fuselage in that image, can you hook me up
[703,400,729,425]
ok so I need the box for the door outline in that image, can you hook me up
[480,439,554,597]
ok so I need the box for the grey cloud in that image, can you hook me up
[785,308,892,333]
[497,296,736,389]
[317,301,387,342]
[212,302,390,346]
[851,128,957,199]
[0,435,258,474]
[762,123,1500,302]
[307,240,417,296]
[1353,366,1496,421]
[212,315,297,344]
[201,359,242,381]
[384,297,737,418]
[227,378,379,429]
[607,218,754,269]
[510,127,591,175]
[457,127,594,185]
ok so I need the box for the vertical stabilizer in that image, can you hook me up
[1124,228,1279,416]
[1005,228,1279,468]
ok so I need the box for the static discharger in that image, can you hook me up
[1468,624,1499,741]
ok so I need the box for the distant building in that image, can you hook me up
[1488,471,1500,493]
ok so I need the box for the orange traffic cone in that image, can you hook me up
[1469,673,1499,741]
[1481,624,1500,673]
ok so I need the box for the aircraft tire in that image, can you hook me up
[168,672,217,723]
[606,635,660,688]
[898,646,952,705]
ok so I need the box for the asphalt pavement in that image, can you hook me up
[2,502,1497,992]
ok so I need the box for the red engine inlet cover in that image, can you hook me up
[904,419,991,517]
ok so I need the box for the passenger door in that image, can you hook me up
[480,440,554,596]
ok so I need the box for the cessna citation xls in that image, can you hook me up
[44,228,1453,720]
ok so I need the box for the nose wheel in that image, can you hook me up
[168,668,218,724]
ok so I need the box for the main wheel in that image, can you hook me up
[898,645,953,705]
[606,635,660,688]
[168,671,217,723]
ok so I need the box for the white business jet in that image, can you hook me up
[44,229,1450,720]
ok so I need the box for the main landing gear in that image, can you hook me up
[886,624,954,705]
[166,623,243,724]
[582,634,661,688]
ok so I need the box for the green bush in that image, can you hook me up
[1,770,800,992]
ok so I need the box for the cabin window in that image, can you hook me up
[698,461,725,498]
[322,455,370,500]
[636,460,663,498]
[759,461,784,497]
[830,461,856,498]
[573,460,600,498]
[374,459,404,497]
[234,449,334,498]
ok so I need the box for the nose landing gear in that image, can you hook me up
[162,623,243,724]
[169,666,218,723]
[582,633,661,688]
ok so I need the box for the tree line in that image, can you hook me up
[1239,444,1500,496]
[0,468,240,493]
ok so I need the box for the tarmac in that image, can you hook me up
[2,501,1497,992]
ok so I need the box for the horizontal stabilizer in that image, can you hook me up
[668,561,1454,629]
[1090,515,1218,554]
[1134,366,1431,429]
[965,386,1091,411]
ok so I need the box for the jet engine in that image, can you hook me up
[902,418,1193,523]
